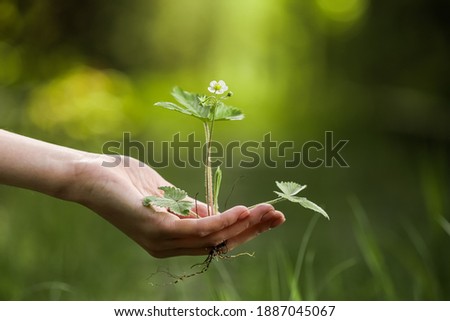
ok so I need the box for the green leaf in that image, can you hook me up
[274,181,329,219]
[142,186,194,216]
[154,87,209,121]
[171,86,198,109]
[275,181,307,196]
[172,87,210,118]
[278,194,329,220]
[154,87,244,122]
[154,101,196,117]
[158,186,187,201]
[212,101,244,121]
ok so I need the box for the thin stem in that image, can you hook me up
[189,210,200,218]
[209,102,217,215]
[203,121,213,216]
[248,197,285,210]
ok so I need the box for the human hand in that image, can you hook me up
[71,154,285,258]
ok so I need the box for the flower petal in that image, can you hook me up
[219,80,228,92]
[208,80,217,93]
[207,80,229,94]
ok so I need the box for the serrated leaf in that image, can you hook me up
[154,87,244,122]
[294,197,329,220]
[274,191,329,219]
[275,181,307,196]
[172,87,209,118]
[154,101,196,117]
[142,195,157,207]
[158,186,188,201]
[212,102,244,121]
[142,186,193,216]
[274,181,329,219]
[171,86,198,109]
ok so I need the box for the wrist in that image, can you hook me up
[57,152,102,204]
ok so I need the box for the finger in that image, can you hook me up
[226,210,285,251]
[174,201,211,218]
[153,198,209,219]
[158,204,279,250]
[150,210,285,257]
[166,205,249,238]
[195,204,277,247]
[190,202,210,218]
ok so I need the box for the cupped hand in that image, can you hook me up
[71,154,285,258]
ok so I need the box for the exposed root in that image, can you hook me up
[148,241,254,286]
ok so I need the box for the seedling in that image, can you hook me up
[143,80,328,219]
[144,81,328,283]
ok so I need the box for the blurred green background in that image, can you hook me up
[1,0,449,300]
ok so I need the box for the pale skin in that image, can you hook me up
[0,130,285,258]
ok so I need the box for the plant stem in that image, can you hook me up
[209,103,217,215]
[248,197,285,210]
[213,166,222,214]
[189,210,200,218]
[203,121,213,216]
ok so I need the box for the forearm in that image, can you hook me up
[0,131,286,258]
[0,129,86,199]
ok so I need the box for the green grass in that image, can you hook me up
[350,195,397,299]
[0,152,449,300]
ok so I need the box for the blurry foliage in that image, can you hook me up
[0,0,449,300]
[28,66,133,141]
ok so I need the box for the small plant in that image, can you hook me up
[143,81,328,283]
[144,80,328,219]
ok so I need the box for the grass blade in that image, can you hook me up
[438,216,450,237]
[289,214,319,300]
[349,195,397,300]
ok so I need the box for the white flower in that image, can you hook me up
[208,80,228,95]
